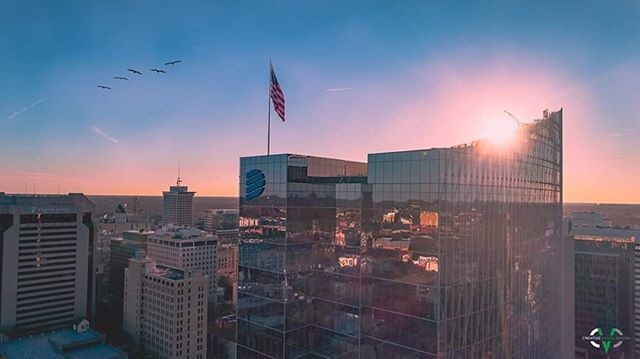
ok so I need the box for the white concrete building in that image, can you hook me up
[0,193,96,337]
[123,257,207,359]
[147,225,218,304]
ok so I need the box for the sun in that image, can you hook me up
[481,115,520,145]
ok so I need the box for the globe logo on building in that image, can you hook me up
[245,169,266,201]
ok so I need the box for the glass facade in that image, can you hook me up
[573,227,636,358]
[238,110,563,358]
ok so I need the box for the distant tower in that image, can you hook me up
[162,165,195,226]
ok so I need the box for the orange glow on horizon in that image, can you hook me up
[1,52,638,203]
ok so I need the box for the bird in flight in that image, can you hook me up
[127,69,143,75]
[97,85,112,90]
[164,60,182,65]
[113,76,128,80]
[150,69,166,74]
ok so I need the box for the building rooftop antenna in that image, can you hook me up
[176,160,182,186]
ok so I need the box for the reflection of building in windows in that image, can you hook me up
[414,255,438,272]
[419,211,438,227]
[571,224,638,358]
[237,110,570,358]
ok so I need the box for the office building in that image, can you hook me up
[0,193,96,337]
[162,177,195,226]
[95,232,111,303]
[635,238,640,358]
[123,257,207,359]
[572,225,638,358]
[0,320,126,359]
[107,229,153,333]
[147,225,218,304]
[237,110,567,358]
[109,230,153,300]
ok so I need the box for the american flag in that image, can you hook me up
[270,64,285,121]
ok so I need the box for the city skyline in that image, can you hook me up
[2,1,639,203]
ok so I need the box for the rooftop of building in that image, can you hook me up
[152,264,186,280]
[240,153,367,183]
[205,208,239,214]
[0,193,94,211]
[153,224,214,240]
[0,328,124,359]
[163,185,195,194]
[122,229,155,236]
[572,225,640,242]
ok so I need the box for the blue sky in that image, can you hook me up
[1,1,639,201]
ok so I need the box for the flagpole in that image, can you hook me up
[267,60,272,155]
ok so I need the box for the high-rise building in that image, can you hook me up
[95,232,111,305]
[147,225,218,304]
[572,225,638,358]
[0,193,96,337]
[123,257,208,359]
[162,177,195,226]
[237,110,568,358]
[109,230,153,300]
[107,229,153,333]
[635,238,640,357]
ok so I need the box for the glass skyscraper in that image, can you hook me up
[572,226,637,358]
[237,110,565,358]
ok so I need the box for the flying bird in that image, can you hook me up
[127,69,143,75]
[96,85,112,90]
[113,76,128,80]
[150,68,166,74]
[164,60,182,65]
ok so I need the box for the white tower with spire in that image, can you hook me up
[162,163,195,226]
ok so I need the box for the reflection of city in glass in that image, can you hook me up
[237,110,564,358]
[573,226,636,358]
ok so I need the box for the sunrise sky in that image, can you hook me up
[1,1,639,203]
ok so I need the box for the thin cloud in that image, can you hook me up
[608,133,622,137]
[91,126,119,144]
[624,128,638,132]
[325,87,357,93]
[8,97,48,119]
[14,170,53,177]
[3,170,53,178]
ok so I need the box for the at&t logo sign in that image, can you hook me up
[245,169,265,201]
